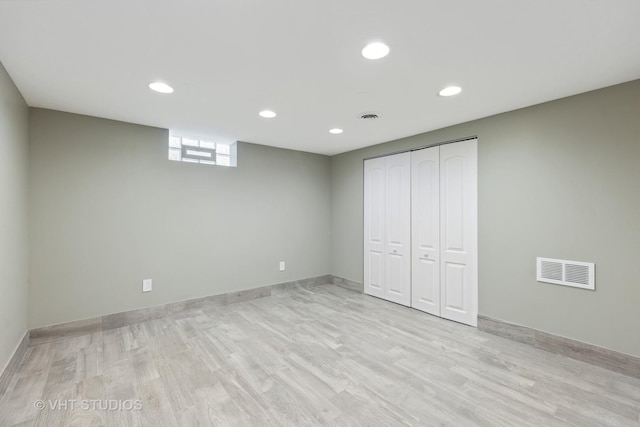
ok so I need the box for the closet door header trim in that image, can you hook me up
[363,136,477,162]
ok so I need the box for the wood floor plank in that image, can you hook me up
[1,284,640,426]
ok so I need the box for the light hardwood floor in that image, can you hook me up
[1,284,639,426]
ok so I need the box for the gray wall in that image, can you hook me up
[29,109,331,328]
[0,63,29,371]
[331,79,640,357]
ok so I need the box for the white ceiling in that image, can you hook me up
[1,0,639,156]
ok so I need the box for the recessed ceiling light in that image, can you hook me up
[362,42,390,60]
[439,86,462,97]
[259,110,277,118]
[148,81,174,94]
[329,128,343,134]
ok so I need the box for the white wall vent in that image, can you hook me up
[536,257,595,290]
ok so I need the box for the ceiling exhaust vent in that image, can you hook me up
[536,257,595,290]
[360,113,379,120]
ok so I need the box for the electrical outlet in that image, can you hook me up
[279,261,285,271]
[142,279,152,293]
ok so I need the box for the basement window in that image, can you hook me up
[168,136,237,167]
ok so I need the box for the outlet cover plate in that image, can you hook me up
[142,279,152,292]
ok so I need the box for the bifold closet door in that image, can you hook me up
[364,157,386,301]
[411,146,441,315]
[364,152,411,306]
[439,139,478,326]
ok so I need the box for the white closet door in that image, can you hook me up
[411,146,441,315]
[439,139,478,326]
[364,153,411,306]
[384,153,411,306]
[364,157,386,300]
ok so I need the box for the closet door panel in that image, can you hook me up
[367,252,384,293]
[411,147,441,315]
[386,164,405,249]
[384,153,411,306]
[364,157,386,299]
[387,252,406,296]
[443,262,466,311]
[442,156,465,252]
[440,140,477,326]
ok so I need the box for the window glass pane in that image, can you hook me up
[169,134,236,167]
[168,148,181,161]
[182,138,199,147]
[216,143,230,155]
[185,149,212,158]
[216,155,231,166]
[200,140,216,149]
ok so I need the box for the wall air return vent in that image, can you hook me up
[536,257,595,290]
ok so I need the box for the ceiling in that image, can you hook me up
[1,0,639,156]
